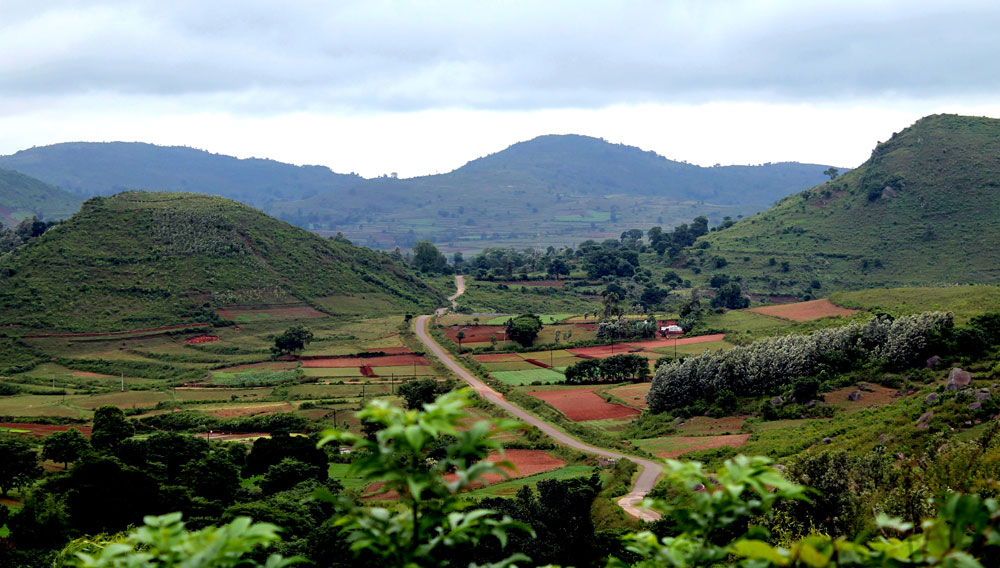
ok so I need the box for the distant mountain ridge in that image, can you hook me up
[0,168,82,227]
[0,142,362,207]
[0,136,836,251]
[0,191,443,332]
[696,114,1000,294]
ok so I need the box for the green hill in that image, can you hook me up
[0,168,82,227]
[275,134,835,251]
[0,142,361,207]
[0,191,443,332]
[692,114,1000,296]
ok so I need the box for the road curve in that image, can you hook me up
[415,282,661,521]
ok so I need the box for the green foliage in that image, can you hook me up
[90,405,134,453]
[271,325,314,357]
[0,433,42,496]
[397,377,455,410]
[565,354,649,384]
[505,314,543,348]
[66,512,295,567]
[648,312,953,412]
[42,428,90,468]
[316,390,532,567]
[710,282,750,309]
[413,240,452,274]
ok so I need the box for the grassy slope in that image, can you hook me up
[694,114,1000,295]
[0,168,82,226]
[0,191,443,331]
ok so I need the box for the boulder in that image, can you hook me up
[859,383,875,392]
[770,396,784,405]
[917,411,934,430]
[692,483,706,492]
[924,393,939,404]
[946,368,972,391]
[926,355,942,369]
[822,437,833,444]
[969,402,983,411]
[848,390,862,402]
[976,389,992,401]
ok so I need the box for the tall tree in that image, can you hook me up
[42,428,90,469]
[90,405,134,453]
[0,435,41,496]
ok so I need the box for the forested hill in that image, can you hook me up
[272,135,836,250]
[0,142,362,207]
[0,191,443,332]
[0,168,81,227]
[452,134,834,204]
[695,114,1000,294]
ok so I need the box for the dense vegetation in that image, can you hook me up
[0,191,443,331]
[691,114,1000,293]
[0,168,81,227]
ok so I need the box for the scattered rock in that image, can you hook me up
[678,422,687,427]
[917,411,934,430]
[878,433,889,443]
[859,383,875,392]
[774,464,786,471]
[976,389,992,401]
[822,437,833,444]
[692,483,706,492]
[926,355,942,369]
[848,390,863,402]
[946,368,972,391]
[969,402,983,411]
[771,396,784,405]
[924,393,939,404]
[895,453,907,460]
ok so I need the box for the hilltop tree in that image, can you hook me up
[824,166,840,179]
[42,428,90,469]
[271,325,314,357]
[0,435,41,496]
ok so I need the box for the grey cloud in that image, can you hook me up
[1,0,999,112]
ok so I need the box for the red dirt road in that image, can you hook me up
[748,299,859,321]
[526,388,641,421]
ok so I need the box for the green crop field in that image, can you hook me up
[831,285,1000,324]
[491,368,565,385]
[484,314,574,325]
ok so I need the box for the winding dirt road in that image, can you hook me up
[415,275,661,521]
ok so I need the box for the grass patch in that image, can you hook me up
[491,368,566,386]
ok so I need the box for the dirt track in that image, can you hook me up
[416,275,662,521]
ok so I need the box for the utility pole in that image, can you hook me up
[121,372,125,392]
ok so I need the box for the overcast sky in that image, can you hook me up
[2,0,999,178]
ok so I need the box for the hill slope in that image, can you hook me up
[0,191,443,332]
[274,135,835,250]
[0,168,82,227]
[0,142,362,207]
[695,114,1000,295]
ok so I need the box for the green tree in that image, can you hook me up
[456,329,466,350]
[412,240,450,274]
[824,166,840,179]
[710,282,750,310]
[42,428,90,469]
[505,314,543,348]
[0,434,41,496]
[317,390,530,567]
[90,405,135,453]
[271,325,314,357]
[397,378,453,410]
[259,457,324,495]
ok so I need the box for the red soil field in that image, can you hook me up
[0,423,92,438]
[525,388,641,421]
[215,306,327,319]
[302,354,429,368]
[473,353,525,363]
[186,334,221,344]
[608,383,652,409]
[445,325,505,343]
[748,299,859,322]
[628,333,727,349]
[365,449,566,499]
[206,403,294,419]
[568,344,645,358]
[658,434,752,458]
[523,359,551,368]
[360,365,375,377]
[215,361,298,373]
[71,371,114,378]
[366,346,413,354]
